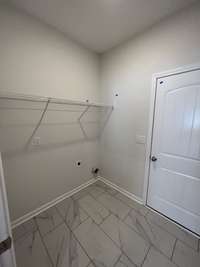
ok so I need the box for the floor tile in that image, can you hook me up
[12,219,37,241]
[124,209,176,258]
[72,186,94,200]
[74,218,121,267]
[115,254,137,267]
[143,247,176,267]
[97,193,130,220]
[105,186,118,196]
[116,193,149,216]
[56,197,88,230]
[13,185,199,267]
[147,210,199,250]
[94,180,108,190]
[78,195,109,224]
[36,206,63,236]
[100,214,149,266]
[14,230,52,267]
[43,223,90,267]
[89,184,106,199]
[95,181,118,195]
[172,240,200,267]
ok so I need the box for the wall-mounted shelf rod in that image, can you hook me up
[0,92,113,109]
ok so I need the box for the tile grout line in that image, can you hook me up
[121,210,179,262]
[142,215,199,259]
[92,184,151,226]
[171,243,184,267]
[88,191,105,200]
[72,214,90,230]
[78,184,156,261]
[86,262,94,267]
[41,220,64,238]
[113,252,123,267]
[13,183,199,267]
[71,195,99,225]
[170,239,178,261]
[13,226,37,243]
[63,217,97,267]
[122,207,134,222]
[145,212,199,251]
[94,181,120,197]
[79,198,109,225]
[122,217,150,244]
[36,205,66,238]
[77,186,119,228]
[78,189,113,224]
[54,197,91,232]
[115,194,142,211]
[120,211,156,250]
[98,210,112,226]
[54,191,100,266]
[38,199,94,267]
[93,190,180,264]
[68,200,177,267]
[142,245,181,267]
[91,182,137,214]
[13,187,145,266]
[141,245,151,267]
[71,183,112,224]
[97,214,143,267]
[87,184,107,199]
[33,217,54,267]
[98,180,200,252]
[91,191,132,222]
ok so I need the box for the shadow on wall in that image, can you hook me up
[0,98,113,158]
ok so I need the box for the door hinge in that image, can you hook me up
[0,236,12,255]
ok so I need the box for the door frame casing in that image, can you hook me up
[143,62,200,205]
[0,153,17,267]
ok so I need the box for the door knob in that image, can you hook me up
[151,156,157,162]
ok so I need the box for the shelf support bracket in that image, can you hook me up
[78,105,91,139]
[25,99,50,148]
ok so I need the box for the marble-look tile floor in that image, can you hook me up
[12,180,200,267]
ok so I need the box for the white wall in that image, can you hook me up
[100,2,200,200]
[0,4,99,101]
[1,1,200,222]
[0,4,100,221]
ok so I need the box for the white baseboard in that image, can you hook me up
[98,176,143,204]
[12,178,96,229]
[12,176,143,229]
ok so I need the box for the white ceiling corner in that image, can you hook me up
[5,0,198,52]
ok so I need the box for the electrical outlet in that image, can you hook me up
[31,137,41,146]
[76,160,82,167]
[135,135,146,144]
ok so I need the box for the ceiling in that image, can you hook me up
[5,0,197,53]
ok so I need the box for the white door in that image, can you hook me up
[0,154,16,267]
[147,68,200,235]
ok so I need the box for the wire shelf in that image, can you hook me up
[0,93,113,153]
